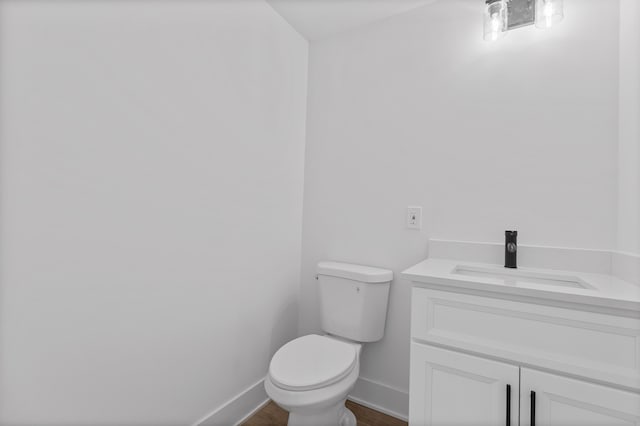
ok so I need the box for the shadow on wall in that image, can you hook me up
[269,300,299,363]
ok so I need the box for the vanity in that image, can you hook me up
[402,259,640,425]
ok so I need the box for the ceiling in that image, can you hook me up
[267,0,438,41]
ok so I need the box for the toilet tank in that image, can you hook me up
[317,261,393,343]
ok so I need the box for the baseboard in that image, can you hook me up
[428,239,612,275]
[349,376,409,421]
[194,377,268,426]
[194,375,408,425]
[612,250,640,285]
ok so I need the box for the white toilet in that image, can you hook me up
[265,261,393,426]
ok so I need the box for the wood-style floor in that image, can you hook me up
[242,400,408,426]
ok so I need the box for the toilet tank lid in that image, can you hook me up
[317,261,393,283]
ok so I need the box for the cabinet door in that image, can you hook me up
[409,343,518,426]
[520,368,640,426]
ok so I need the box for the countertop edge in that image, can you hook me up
[401,270,640,316]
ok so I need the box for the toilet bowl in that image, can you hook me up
[265,334,362,426]
[265,261,393,426]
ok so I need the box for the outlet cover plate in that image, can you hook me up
[407,206,422,230]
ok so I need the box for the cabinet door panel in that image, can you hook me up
[520,368,640,426]
[409,344,518,426]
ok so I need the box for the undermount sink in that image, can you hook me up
[453,264,594,289]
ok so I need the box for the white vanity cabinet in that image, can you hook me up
[410,344,518,425]
[406,264,640,426]
[519,368,640,426]
[410,343,640,426]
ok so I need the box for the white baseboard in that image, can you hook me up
[194,375,408,425]
[349,376,409,421]
[195,377,268,426]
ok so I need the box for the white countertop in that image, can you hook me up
[402,258,640,314]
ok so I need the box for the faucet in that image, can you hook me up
[505,230,517,268]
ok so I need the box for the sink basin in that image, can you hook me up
[453,265,594,289]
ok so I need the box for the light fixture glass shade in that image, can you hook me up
[535,0,563,29]
[483,0,508,42]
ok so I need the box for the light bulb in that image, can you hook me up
[491,13,500,41]
[535,0,563,29]
[484,0,508,42]
[544,2,554,27]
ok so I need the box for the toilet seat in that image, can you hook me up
[268,335,357,391]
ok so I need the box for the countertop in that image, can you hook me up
[402,258,640,314]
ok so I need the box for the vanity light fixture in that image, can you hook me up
[483,0,508,41]
[484,0,564,42]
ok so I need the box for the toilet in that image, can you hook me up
[265,261,393,426]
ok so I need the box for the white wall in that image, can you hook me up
[0,1,307,424]
[618,0,640,255]
[301,0,620,409]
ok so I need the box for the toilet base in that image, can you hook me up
[287,399,356,426]
[340,406,357,426]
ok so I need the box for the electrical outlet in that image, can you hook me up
[407,206,422,230]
